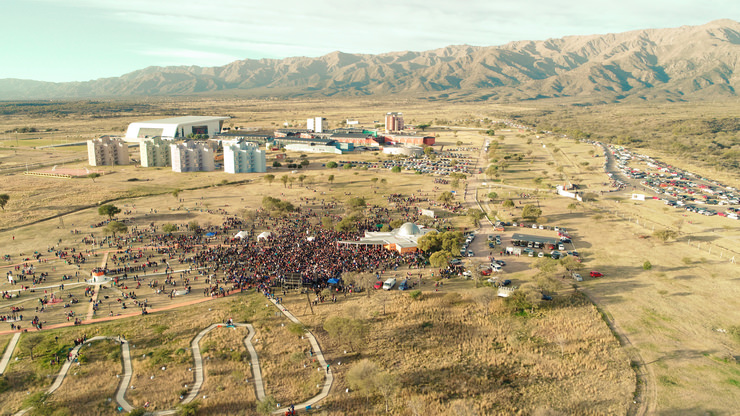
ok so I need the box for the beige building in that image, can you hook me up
[384,112,404,133]
[170,141,215,172]
[223,140,266,173]
[140,137,172,167]
[87,137,129,166]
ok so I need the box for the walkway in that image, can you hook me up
[0,333,21,375]
[269,298,333,414]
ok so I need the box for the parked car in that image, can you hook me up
[382,278,396,290]
[450,258,462,265]
[398,279,410,290]
[467,250,475,257]
[495,260,506,267]
[374,280,383,290]
[572,273,583,282]
[488,235,494,241]
[501,279,512,286]
[541,294,553,301]
[590,271,604,278]
[537,252,544,258]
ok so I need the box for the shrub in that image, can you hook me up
[409,290,422,300]
[643,260,652,270]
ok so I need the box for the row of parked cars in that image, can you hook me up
[373,277,411,291]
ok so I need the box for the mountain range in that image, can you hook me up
[3,19,740,103]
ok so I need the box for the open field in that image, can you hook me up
[0,98,739,414]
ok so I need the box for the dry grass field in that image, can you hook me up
[0,98,738,415]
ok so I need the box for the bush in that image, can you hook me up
[643,260,652,270]
[409,290,422,300]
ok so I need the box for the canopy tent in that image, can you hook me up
[234,231,249,239]
[327,278,340,285]
[205,232,217,237]
[306,236,316,242]
[257,231,273,240]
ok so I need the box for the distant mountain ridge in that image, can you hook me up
[3,19,740,102]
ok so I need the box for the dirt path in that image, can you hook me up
[0,332,21,375]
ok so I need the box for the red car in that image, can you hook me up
[373,280,383,289]
[590,271,603,278]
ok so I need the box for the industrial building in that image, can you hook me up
[223,140,267,173]
[385,112,404,133]
[139,137,172,168]
[382,145,424,157]
[383,133,435,146]
[170,141,215,172]
[87,136,129,166]
[125,116,229,141]
[285,144,343,154]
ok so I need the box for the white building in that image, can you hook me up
[223,140,267,173]
[170,142,215,172]
[340,222,435,254]
[307,117,325,133]
[125,116,229,142]
[140,137,172,167]
[87,137,129,166]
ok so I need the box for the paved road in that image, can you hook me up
[0,332,21,375]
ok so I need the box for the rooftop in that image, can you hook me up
[133,116,230,125]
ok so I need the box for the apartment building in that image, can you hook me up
[87,136,129,166]
[170,141,215,172]
[223,140,266,173]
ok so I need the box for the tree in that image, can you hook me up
[438,191,454,204]
[429,251,452,267]
[264,174,275,186]
[162,223,177,234]
[502,199,515,209]
[487,192,498,202]
[321,216,334,229]
[326,161,338,169]
[87,173,100,183]
[416,123,431,131]
[643,260,652,270]
[98,204,121,220]
[0,194,8,211]
[256,396,277,415]
[20,333,45,359]
[423,146,434,157]
[188,221,200,233]
[391,166,402,173]
[280,175,289,188]
[177,400,201,416]
[104,221,128,238]
[298,174,307,186]
[375,371,399,413]
[347,196,366,210]
[346,359,379,398]
[567,202,577,213]
[371,177,379,188]
[328,175,335,185]
[522,204,542,222]
[467,208,485,227]
[653,229,678,243]
[485,165,499,178]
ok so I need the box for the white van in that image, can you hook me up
[382,278,396,290]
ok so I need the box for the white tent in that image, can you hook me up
[307,236,315,242]
[257,231,273,240]
[234,231,249,239]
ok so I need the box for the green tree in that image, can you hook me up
[505,290,532,313]
[104,221,128,238]
[328,174,335,185]
[643,260,652,270]
[521,204,542,222]
[467,208,485,227]
[423,146,434,157]
[264,174,275,186]
[502,199,515,209]
[280,175,289,188]
[162,223,177,234]
[429,251,452,267]
[391,166,402,173]
[416,123,431,131]
[653,229,678,243]
[298,174,307,186]
[567,202,577,213]
[177,400,201,416]
[172,188,182,199]
[389,219,403,229]
[371,177,379,188]
[487,192,498,201]
[188,221,200,233]
[438,191,454,204]
[98,204,121,220]
[326,161,338,169]
[347,197,367,211]
[20,333,44,359]
[256,396,277,415]
[87,172,100,183]
[0,194,8,211]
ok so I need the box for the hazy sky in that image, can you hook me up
[3,0,738,82]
